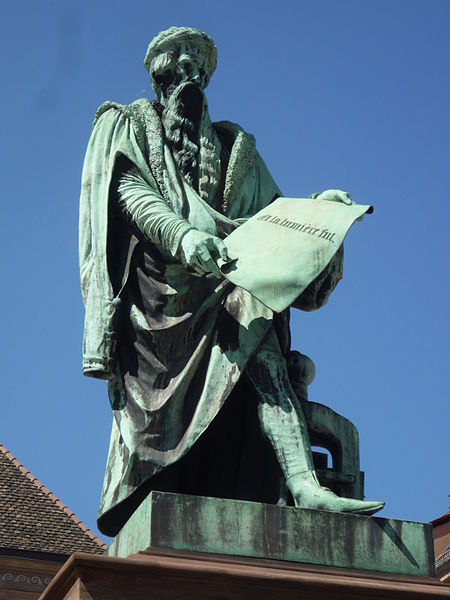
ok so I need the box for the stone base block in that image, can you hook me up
[40,549,448,600]
[107,491,435,578]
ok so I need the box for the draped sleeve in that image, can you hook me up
[79,104,163,379]
[118,167,193,257]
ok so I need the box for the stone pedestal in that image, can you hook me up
[40,549,449,600]
[108,491,435,578]
[40,492,448,599]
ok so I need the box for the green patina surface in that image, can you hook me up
[108,491,435,578]
[81,27,387,539]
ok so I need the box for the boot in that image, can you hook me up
[286,470,384,516]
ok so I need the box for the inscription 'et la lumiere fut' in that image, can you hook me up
[76,26,435,579]
[256,213,338,243]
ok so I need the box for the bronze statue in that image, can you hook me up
[79,27,383,537]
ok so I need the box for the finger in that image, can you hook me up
[206,259,223,278]
[185,259,207,276]
[343,191,353,205]
[206,238,230,263]
[216,240,230,262]
[198,249,222,278]
[204,237,219,256]
[187,247,209,273]
[192,260,208,275]
[198,246,214,266]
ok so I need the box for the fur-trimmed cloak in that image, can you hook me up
[79,100,289,535]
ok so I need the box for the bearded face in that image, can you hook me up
[163,80,204,188]
[150,45,221,203]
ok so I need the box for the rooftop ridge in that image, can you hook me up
[431,510,450,527]
[0,443,107,551]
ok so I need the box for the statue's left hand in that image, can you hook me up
[315,189,354,205]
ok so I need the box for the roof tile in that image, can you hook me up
[0,444,106,555]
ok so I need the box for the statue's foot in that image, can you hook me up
[286,471,384,516]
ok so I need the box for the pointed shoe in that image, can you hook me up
[287,472,385,516]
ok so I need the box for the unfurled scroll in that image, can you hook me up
[220,197,373,313]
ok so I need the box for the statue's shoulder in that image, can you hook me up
[213,121,261,208]
[92,99,162,129]
[214,120,256,149]
[92,100,126,128]
[214,120,257,169]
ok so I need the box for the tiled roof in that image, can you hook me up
[0,444,106,555]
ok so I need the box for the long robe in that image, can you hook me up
[79,99,288,536]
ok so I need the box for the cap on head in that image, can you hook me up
[144,27,217,88]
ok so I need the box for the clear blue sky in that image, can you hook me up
[1,0,448,541]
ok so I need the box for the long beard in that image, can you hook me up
[163,82,221,203]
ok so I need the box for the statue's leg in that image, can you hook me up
[246,328,384,515]
[245,329,315,479]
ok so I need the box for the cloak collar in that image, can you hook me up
[94,100,258,213]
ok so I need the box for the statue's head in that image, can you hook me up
[144,27,217,103]
[144,28,219,191]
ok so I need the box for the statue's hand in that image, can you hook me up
[180,229,229,278]
[315,189,354,206]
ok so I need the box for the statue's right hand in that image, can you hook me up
[180,229,229,278]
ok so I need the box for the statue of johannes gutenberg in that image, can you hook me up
[79,27,383,536]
